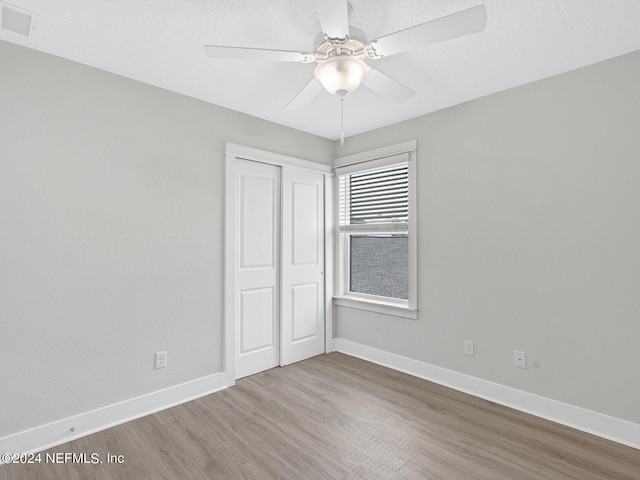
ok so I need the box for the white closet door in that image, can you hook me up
[281,167,325,366]
[235,159,280,379]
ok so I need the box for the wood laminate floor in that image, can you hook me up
[2,353,639,479]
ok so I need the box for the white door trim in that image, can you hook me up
[227,143,331,174]
[224,144,332,384]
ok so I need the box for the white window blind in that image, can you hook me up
[349,163,409,224]
[337,154,409,232]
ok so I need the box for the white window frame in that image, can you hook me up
[333,141,417,320]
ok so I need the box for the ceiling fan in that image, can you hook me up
[204,1,487,110]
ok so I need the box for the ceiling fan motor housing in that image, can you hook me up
[312,28,374,96]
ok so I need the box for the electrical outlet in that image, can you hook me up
[464,340,475,356]
[514,350,526,369]
[155,351,167,369]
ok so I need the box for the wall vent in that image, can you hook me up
[1,5,32,36]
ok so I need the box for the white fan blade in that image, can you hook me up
[286,78,324,109]
[315,0,350,39]
[203,45,313,63]
[371,5,487,57]
[362,67,415,103]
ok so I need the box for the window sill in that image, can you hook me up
[333,296,418,320]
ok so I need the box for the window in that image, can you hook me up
[334,144,417,318]
[350,234,408,299]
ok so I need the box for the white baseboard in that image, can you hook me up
[334,338,640,451]
[0,372,228,461]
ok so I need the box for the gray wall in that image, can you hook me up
[334,50,640,423]
[0,40,333,437]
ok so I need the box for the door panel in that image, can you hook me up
[235,159,280,379]
[281,168,325,365]
[239,288,276,353]
[291,283,319,341]
[292,181,319,266]
[240,172,276,269]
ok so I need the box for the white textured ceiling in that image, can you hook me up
[2,0,640,139]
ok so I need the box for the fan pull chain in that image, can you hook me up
[340,97,345,147]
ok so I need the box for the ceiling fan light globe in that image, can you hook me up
[314,56,368,97]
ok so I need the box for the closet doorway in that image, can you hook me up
[224,145,331,380]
